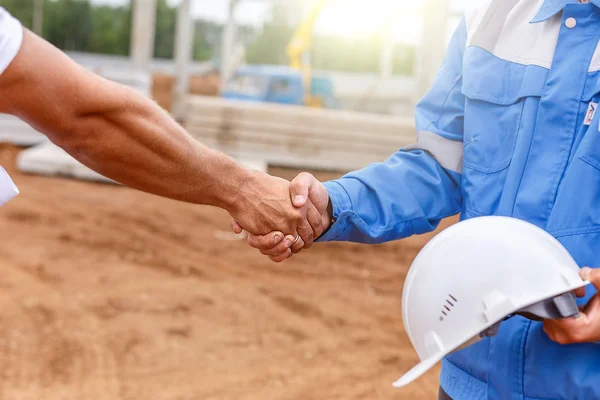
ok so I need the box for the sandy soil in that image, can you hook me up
[0,145,455,400]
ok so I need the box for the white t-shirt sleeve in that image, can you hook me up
[0,8,22,205]
[0,7,22,76]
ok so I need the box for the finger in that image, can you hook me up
[290,172,315,208]
[306,202,324,240]
[582,293,600,319]
[543,321,570,345]
[543,321,558,341]
[247,231,284,250]
[296,215,315,249]
[269,248,292,263]
[574,286,586,298]
[544,312,592,344]
[580,267,600,289]
[232,219,243,234]
[291,235,305,254]
[259,235,295,257]
[543,319,568,344]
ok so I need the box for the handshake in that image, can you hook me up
[228,171,332,262]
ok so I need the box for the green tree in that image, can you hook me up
[245,4,293,65]
[0,0,34,29]
[193,19,220,61]
[153,0,175,59]
[88,5,131,55]
[42,0,92,52]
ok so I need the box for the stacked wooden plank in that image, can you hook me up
[184,96,417,171]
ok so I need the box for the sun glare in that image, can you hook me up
[314,0,423,43]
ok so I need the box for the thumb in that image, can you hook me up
[581,267,600,290]
[290,172,315,208]
[231,218,243,234]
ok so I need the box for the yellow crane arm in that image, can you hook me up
[286,0,329,70]
[286,0,329,107]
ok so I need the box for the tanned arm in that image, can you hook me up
[0,29,308,236]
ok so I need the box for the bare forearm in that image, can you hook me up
[57,86,250,210]
[0,29,309,237]
[0,29,249,211]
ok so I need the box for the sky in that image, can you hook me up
[89,0,472,44]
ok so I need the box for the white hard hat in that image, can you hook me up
[393,216,588,388]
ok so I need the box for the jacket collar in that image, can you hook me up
[531,0,600,23]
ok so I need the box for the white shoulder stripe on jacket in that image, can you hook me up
[463,0,600,72]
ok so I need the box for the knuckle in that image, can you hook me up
[315,227,324,239]
[566,330,584,343]
[308,212,319,225]
[269,234,282,246]
[272,250,291,263]
[298,172,311,181]
[261,246,278,256]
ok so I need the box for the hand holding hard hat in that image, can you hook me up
[393,216,590,388]
[543,267,600,345]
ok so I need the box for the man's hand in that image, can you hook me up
[229,171,310,241]
[239,172,331,262]
[544,267,600,344]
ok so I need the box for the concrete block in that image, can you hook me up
[17,141,114,184]
[0,114,46,146]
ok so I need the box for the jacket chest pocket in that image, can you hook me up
[461,95,525,174]
[459,47,547,216]
[460,48,547,174]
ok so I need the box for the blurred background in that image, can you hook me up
[0,0,467,114]
[0,1,464,399]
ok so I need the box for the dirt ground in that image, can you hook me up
[0,145,455,400]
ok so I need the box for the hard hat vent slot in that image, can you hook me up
[439,294,458,321]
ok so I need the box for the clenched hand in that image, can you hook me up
[229,171,310,240]
[241,172,332,262]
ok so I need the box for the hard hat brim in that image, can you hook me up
[392,353,442,388]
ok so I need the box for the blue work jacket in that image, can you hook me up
[320,1,600,398]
